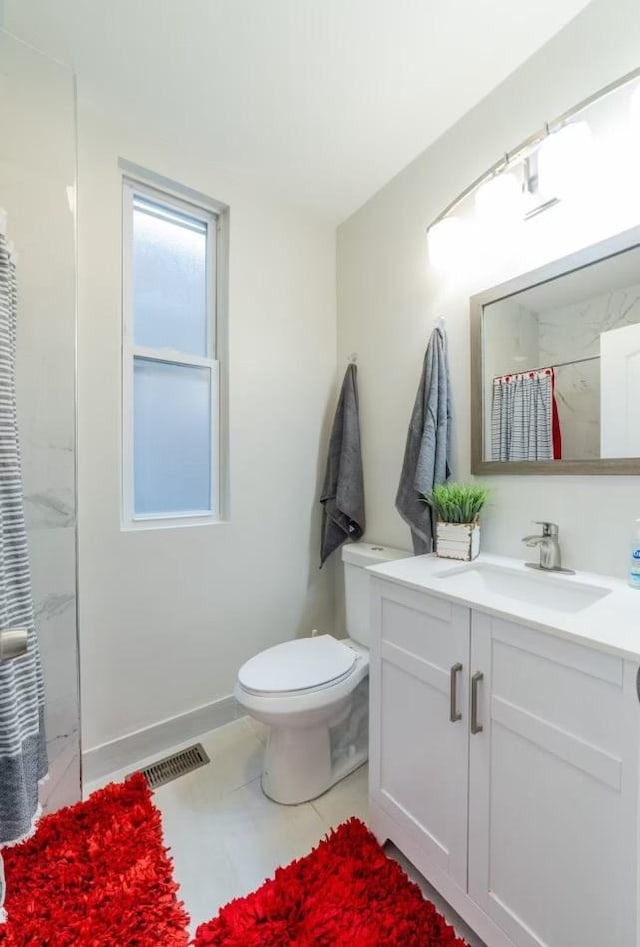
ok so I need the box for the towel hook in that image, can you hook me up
[433,315,446,332]
[348,352,357,365]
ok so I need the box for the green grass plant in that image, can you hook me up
[422,482,490,525]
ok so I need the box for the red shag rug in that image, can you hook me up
[194,818,469,947]
[0,773,189,946]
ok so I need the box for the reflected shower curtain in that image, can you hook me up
[0,223,47,920]
[491,369,561,461]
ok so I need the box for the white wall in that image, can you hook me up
[337,0,640,580]
[77,105,337,762]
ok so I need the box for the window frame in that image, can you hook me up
[122,175,222,528]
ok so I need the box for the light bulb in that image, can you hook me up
[427,216,463,269]
[537,121,593,202]
[475,172,521,228]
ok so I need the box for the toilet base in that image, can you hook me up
[261,723,367,805]
[249,675,370,805]
[262,724,331,804]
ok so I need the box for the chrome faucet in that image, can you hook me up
[522,521,573,573]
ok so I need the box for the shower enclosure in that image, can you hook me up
[0,31,81,809]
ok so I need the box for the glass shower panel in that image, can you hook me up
[0,32,80,811]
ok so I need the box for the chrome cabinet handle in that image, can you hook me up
[470,671,484,734]
[0,627,28,661]
[449,662,463,722]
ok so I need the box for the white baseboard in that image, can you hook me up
[82,694,239,784]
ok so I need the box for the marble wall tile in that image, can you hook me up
[18,344,76,532]
[1,30,80,818]
[28,525,79,812]
[41,731,81,816]
[538,285,640,365]
[554,361,600,460]
[17,283,79,814]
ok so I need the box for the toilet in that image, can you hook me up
[235,542,408,804]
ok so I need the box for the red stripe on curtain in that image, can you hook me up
[550,368,562,460]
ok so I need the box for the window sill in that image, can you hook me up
[121,514,229,532]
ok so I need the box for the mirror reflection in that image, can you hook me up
[482,243,640,462]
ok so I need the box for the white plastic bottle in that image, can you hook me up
[629,518,640,589]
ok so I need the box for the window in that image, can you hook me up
[122,177,223,526]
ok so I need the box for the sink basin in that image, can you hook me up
[433,562,611,614]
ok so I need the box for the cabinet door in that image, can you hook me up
[468,613,639,947]
[370,579,470,890]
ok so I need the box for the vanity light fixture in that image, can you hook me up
[427,216,463,268]
[474,172,522,229]
[425,66,640,244]
[536,121,593,203]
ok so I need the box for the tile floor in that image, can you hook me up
[86,717,484,944]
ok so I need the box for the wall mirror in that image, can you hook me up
[471,225,640,474]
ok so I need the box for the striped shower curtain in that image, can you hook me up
[491,369,562,462]
[0,223,48,918]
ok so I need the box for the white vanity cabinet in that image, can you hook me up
[369,581,471,891]
[369,573,640,947]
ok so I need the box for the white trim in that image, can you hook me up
[119,158,227,218]
[122,180,135,525]
[82,694,239,784]
[121,512,230,532]
[121,173,225,527]
[206,193,218,360]
[216,207,231,521]
[124,176,217,232]
[132,345,215,369]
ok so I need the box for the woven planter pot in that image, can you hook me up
[435,521,480,561]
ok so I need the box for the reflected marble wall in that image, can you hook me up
[538,284,640,362]
[538,283,640,460]
[553,361,600,460]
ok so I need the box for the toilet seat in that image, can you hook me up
[238,635,357,697]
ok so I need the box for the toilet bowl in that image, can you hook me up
[235,543,409,805]
[235,634,369,804]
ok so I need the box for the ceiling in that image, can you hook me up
[2,0,593,223]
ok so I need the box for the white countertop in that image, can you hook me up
[368,552,640,662]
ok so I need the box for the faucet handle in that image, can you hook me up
[533,521,558,537]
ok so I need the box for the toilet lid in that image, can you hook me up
[238,635,357,695]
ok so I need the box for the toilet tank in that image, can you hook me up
[341,543,410,647]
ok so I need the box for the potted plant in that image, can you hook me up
[422,483,490,561]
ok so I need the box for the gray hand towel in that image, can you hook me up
[320,364,365,566]
[395,328,452,554]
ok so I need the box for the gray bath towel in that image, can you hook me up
[320,364,365,566]
[395,328,452,554]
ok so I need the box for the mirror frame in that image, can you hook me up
[470,223,640,476]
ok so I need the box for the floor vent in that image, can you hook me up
[137,743,210,790]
